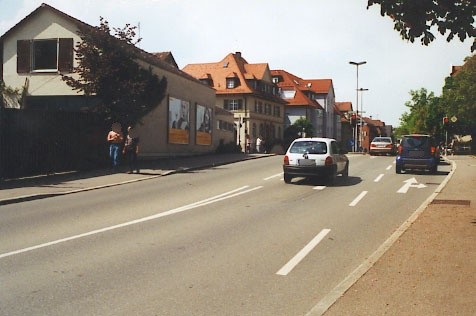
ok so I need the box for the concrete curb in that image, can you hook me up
[0,155,268,206]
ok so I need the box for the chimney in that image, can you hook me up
[235,52,241,58]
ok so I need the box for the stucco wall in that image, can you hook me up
[2,9,82,95]
[2,7,218,158]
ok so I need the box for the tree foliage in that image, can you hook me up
[62,18,167,126]
[283,117,314,148]
[367,0,476,51]
[440,54,476,136]
[396,88,443,138]
[397,54,476,146]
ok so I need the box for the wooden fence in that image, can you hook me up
[0,108,109,179]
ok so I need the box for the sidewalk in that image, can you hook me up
[1,154,474,315]
[322,155,476,316]
[0,153,268,205]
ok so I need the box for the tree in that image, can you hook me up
[440,54,476,144]
[283,117,314,148]
[397,88,443,138]
[367,0,476,51]
[62,18,167,127]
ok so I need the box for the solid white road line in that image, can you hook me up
[276,229,331,276]
[264,172,283,181]
[349,191,368,207]
[313,186,326,190]
[386,165,392,170]
[374,174,384,182]
[0,186,263,260]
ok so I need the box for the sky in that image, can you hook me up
[1,0,473,127]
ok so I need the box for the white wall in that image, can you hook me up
[2,9,82,95]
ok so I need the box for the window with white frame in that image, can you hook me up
[226,78,236,88]
[224,99,242,111]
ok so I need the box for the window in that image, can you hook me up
[17,38,74,73]
[224,99,242,111]
[226,78,236,88]
[282,90,296,99]
[265,103,271,115]
[33,40,58,71]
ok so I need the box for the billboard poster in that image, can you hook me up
[196,104,212,146]
[168,97,190,144]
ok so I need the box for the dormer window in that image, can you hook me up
[226,78,237,89]
[226,72,239,89]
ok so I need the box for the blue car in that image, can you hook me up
[396,134,440,174]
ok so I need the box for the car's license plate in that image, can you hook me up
[298,159,316,166]
[409,150,424,157]
[378,144,386,148]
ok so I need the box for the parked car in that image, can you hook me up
[283,138,349,184]
[396,134,440,174]
[369,136,396,156]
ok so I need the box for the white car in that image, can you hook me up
[369,136,396,156]
[283,137,349,184]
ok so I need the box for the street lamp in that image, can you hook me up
[349,61,366,151]
[358,88,369,151]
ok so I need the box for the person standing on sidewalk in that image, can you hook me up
[123,126,140,174]
[256,136,263,153]
[107,122,123,170]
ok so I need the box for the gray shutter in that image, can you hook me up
[17,40,31,73]
[58,38,74,73]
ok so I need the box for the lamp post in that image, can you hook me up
[358,88,369,151]
[349,61,366,152]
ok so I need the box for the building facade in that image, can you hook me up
[183,52,286,152]
[0,3,232,158]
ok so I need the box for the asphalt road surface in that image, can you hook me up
[0,155,451,315]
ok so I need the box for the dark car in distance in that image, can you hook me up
[396,134,440,174]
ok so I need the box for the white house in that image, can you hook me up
[1,3,234,157]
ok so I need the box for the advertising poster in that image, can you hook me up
[196,104,212,146]
[168,97,190,144]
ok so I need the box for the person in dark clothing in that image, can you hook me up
[123,126,140,173]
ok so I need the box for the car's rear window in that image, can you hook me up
[402,136,430,148]
[289,141,327,154]
[372,137,391,143]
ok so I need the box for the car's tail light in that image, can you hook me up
[386,144,393,149]
[325,156,333,166]
[397,145,403,155]
[284,155,289,165]
[430,146,437,156]
[370,143,376,148]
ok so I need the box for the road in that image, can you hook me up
[0,155,451,315]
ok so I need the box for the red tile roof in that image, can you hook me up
[335,101,353,113]
[270,69,324,110]
[183,52,284,103]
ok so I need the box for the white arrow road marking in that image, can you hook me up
[0,186,263,260]
[397,177,427,193]
[386,165,392,170]
[276,229,331,276]
[349,191,368,206]
[374,174,384,182]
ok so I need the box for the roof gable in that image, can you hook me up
[1,3,88,40]
[182,52,277,96]
[1,3,206,87]
[271,69,323,110]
